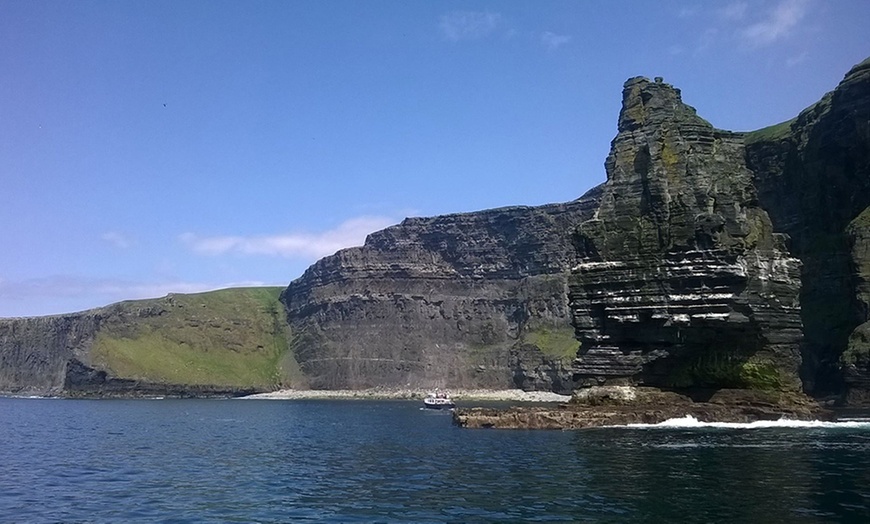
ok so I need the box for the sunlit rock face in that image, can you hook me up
[281,196,601,392]
[570,77,803,391]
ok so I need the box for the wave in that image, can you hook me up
[619,415,870,429]
[2,394,63,400]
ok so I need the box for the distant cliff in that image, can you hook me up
[0,313,101,395]
[0,288,296,397]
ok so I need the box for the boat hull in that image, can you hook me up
[423,400,455,410]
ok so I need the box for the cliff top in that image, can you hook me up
[617,76,713,133]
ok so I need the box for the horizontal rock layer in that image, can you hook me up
[281,196,601,391]
[570,76,804,393]
[1,59,869,405]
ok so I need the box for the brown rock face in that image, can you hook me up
[570,77,803,391]
[280,197,600,391]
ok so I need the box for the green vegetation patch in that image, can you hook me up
[744,118,795,144]
[523,326,579,359]
[92,330,282,386]
[91,287,303,388]
[666,351,784,390]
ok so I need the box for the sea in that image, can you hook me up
[1,398,869,523]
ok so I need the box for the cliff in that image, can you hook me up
[745,58,870,402]
[2,59,869,404]
[0,288,297,397]
[0,313,101,395]
[280,58,870,403]
[281,197,601,392]
[569,76,803,393]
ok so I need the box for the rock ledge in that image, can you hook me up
[452,387,830,429]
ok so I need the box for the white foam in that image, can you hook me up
[619,415,870,429]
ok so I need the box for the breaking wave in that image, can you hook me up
[619,415,870,429]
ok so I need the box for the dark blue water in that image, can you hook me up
[1,398,869,523]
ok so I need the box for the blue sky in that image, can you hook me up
[1,0,868,317]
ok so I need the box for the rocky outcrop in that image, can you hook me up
[510,343,574,393]
[569,77,803,392]
[281,196,600,391]
[746,58,870,400]
[453,387,830,430]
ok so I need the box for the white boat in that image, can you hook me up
[423,390,455,409]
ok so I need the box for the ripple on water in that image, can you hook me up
[1,398,869,522]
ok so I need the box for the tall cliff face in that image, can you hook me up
[746,58,870,401]
[0,313,101,394]
[280,197,600,392]
[570,77,803,391]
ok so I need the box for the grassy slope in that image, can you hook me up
[523,326,579,360]
[90,287,306,389]
[744,118,795,144]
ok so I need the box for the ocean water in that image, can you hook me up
[1,398,869,523]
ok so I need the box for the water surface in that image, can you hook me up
[1,398,868,522]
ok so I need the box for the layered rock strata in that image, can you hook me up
[570,76,803,391]
[2,59,869,405]
[281,196,601,391]
[0,313,100,395]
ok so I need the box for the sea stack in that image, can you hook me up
[570,76,803,392]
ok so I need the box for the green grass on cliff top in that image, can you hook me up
[90,287,305,388]
[744,118,795,144]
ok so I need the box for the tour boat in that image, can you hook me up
[423,390,455,409]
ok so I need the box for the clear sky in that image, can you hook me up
[1,0,868,317]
